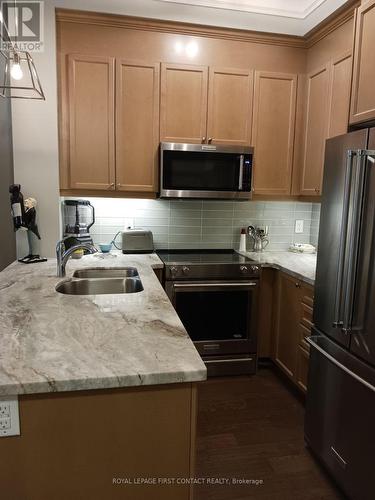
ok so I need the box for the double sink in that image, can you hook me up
[56,267,144,295]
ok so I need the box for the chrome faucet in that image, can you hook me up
[56,239,97,277]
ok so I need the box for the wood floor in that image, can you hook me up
[195,368,345,500]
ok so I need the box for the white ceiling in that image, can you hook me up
[158,0,327,19]
[55,0,351,36]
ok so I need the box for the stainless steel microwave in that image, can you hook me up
[159,142,253,200]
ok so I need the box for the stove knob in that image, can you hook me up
[182,266,190,274]
[251,265,260,273]
[170,266,179,276]
[240,265,248,273]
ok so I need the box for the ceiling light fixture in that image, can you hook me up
[0,1,45,100]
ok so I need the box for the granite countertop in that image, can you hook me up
[0,253,206,396]
[238,250,317,286]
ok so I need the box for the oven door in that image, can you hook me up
[165,280,259,356]
[160,143,253,199]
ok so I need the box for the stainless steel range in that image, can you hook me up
[157,250,260,376]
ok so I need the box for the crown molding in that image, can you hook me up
[55,1,358,50]
[304,0,359,48]
[55,9,305,48]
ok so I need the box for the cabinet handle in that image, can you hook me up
[202,137,206,143]
[315,188,320,194]
[208,137,213,143]
[295,282,301,288]
[108,183,115,190]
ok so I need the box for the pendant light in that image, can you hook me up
[0,1,45,100]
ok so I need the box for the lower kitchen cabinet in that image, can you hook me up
[271,271,314,392]
[0,383,197,500]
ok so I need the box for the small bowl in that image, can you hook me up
[99,243,112,253]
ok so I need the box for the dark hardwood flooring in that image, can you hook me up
[195,368,345,500]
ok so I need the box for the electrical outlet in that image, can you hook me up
[124,218,134,230]
[0,403,10,417]
[295,219,304,234]
[0,396,20,437]
[0,417,11,430]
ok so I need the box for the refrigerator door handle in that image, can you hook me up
[345,151,375,334]
[307,336,375,393]
[332,150,356,329]
[341,150,367,333]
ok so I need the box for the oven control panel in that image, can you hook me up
[166,263,260,280]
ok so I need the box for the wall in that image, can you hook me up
[11,1,60,258]
[0,55,16,270]
[63,197,320,252]
[310,203,321,247]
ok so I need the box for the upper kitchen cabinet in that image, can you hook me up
[350,0,375,125]
[67,54,115,191]
[160,63,253,146]
[300,65,330,196]
[116,61,160,192]
[328,51,352,138]
[207,68,253,146]
[300,50,353,196]
[252,71,297,195]
[160,63,208,144]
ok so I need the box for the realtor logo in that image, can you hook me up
[1,1,44,52]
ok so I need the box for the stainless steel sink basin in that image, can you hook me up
[72,267,139,279]
[56,277,144,295]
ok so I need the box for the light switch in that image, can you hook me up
[0,396,20,437]
[295,219,304,234]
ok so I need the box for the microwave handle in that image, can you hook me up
[238,155,244,190]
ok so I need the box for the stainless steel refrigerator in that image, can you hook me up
[305,128,375,500]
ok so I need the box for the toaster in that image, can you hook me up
[121,229,154,254]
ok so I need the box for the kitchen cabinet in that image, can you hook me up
[61,55,159,194]
[116,60,160,192]
[350,0,375,125]
[272,271,314,392]
[160,63,253,145]
[300,52,352,196]
[160,63,208,144]
[207,67,253,145]
[252,71,298,195]
[67,54,115,191]
[0,383,197,500]
[300,65,330,196]
[328,51,352,138]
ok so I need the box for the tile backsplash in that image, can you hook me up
[62,197,321,252]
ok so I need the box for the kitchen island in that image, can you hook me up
[0,253,206,500]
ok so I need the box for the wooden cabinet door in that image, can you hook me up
[350,0,375,124]
[68,54,115,190]
[296,346,310,393]
[300,65,330,196]
[160,63,208,143]
[273,272,302,380]
[207,67,253,145]
[328,51,352,138]
[252,71,297,195]
[116,60,159,192]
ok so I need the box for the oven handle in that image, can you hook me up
[172,281,258,292]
